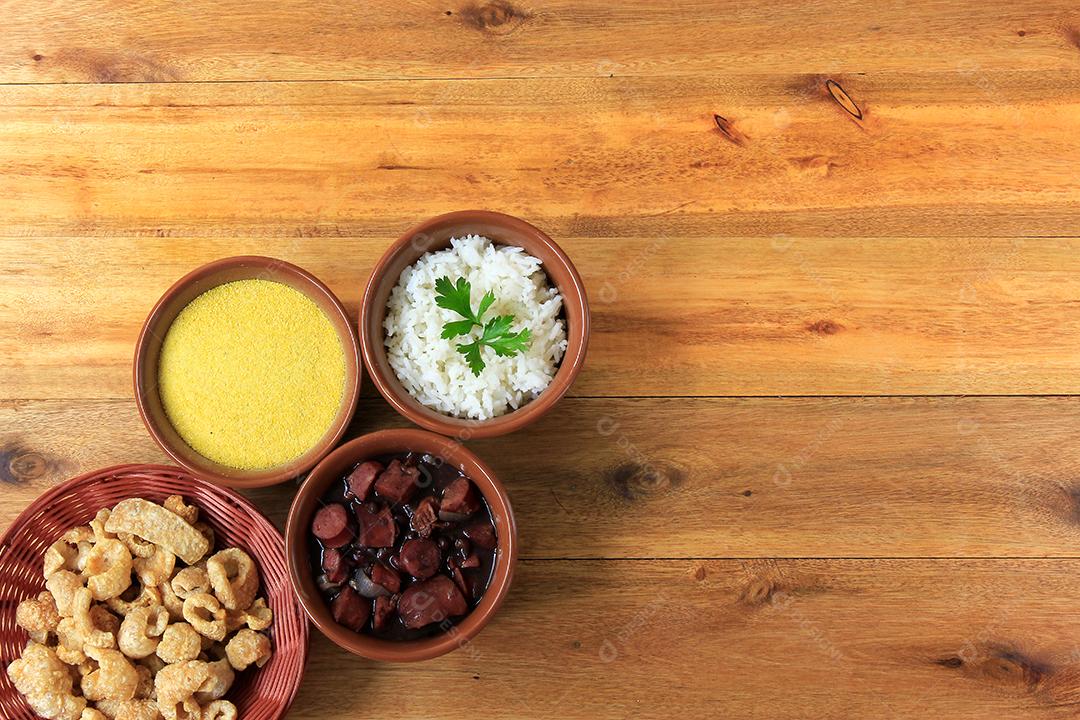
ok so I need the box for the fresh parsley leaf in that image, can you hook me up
[437,277,533,375]
[480,314,515,340]
[476,290,496,320]
[456,340,487,376]
[435,277,478,324]
[455,315,533,374]
[440,319,476,340]
[488,327,532,357]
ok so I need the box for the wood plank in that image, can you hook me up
[2,0,1078,83]
[290,558,1080,719]
[4,238,1080,398]
[0,74,1077,238]
[5,397,1080,558]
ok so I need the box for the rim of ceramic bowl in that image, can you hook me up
[359,210,589,439]
[134,256,361,489]
[285,428,518,661]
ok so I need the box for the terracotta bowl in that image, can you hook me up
[359,210,589,439]
[134,256,361,489]
[0,464,309,720]
[285,429,517,662]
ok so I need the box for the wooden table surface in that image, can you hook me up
[3,1,1080,717]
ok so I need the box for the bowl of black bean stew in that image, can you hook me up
[285,429,517,661]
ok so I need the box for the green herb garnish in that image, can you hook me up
[435,276,532,375]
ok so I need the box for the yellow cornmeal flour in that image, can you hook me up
[158,279,345,470]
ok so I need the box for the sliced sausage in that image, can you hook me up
[374,459,420,504]
[372,594,397,632]
[398,575,468,629]
[462,518,496,550]
[331,586,370,632]
[322,548,349,584]
[312,504,349,541]
[370,563,401,594]
[346,461,383,501]
[323,525,354,549]
[355,504,396,548]
[440,477,481,517]
[398,538,441,581]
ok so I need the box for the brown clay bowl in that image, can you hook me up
[285,428,517,662]
[359,210,589,439]
[134,256,361,489]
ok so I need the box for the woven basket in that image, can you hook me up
[0,464,309,720]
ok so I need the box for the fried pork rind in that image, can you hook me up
[56,642,87,666]
[81,708,108,720]
[8,641,88,720]
[118,606,169,659]
[95,698,163,720]
[108,583,163,617]
[170,566,210,600]
[154,660,209,719]
[162,698,200,720]
[182,592,227,642]
[85,539,133,601]
[44,540,78,577]
[45,526,95,577]
[17,590,61,639]
[48,569,86,617]
[133,548,175,589]
[57,616,95,656]
[158,581,185,623]
[225,629,270,671]
[90,509,115,543]
[194,657,234,704]
[91,606,122,636]
[134,664,154,700]
[156,622,201,664]
[206,548,258,611]
[202,699,238,720]
[192,522,215,553]
[81,646,140,702]
[223,607,245,634]
[117,533,157,559]
[242,596,273,631]
[163,496,198,526]
[64,587,116,649]
[104,500,209,565]
[225,596,273,633]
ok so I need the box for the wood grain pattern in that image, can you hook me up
[6,396,1080,558]
[288,559,1080,719]
[2,0,1079,82]
[0,74,1077,238]
[3,1,1080,717]
[5,238,1080,398]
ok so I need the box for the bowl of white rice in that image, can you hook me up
[359,210,589,438]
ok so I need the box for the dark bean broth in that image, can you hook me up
[309,452,497,640]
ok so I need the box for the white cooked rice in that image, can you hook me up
[384,235,568,420]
